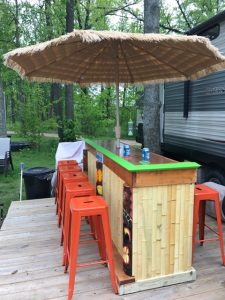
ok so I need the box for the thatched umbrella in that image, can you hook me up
[4,30,225,146]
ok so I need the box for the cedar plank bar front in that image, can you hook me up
[85,139,199,295]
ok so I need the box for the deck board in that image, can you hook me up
[0,198,225,299]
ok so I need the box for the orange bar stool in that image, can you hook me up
[67,196,118,300]
[62,181,96,263]
[55,165,82,215]
[57,172,89,227]
[55,160,77,203]
[58,160,78,167]
[193,184,225,265]
[56,163,80,198]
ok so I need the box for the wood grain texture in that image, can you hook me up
[104,156,134,186]
[134,169,197,187]
[87,151,96,185]
[132,183,195,281]
[103,165,124,256]
[87,145,197,188]
[1,198,225,299]
[112,244,135,285]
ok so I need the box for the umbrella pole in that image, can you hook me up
[115,83,120,148]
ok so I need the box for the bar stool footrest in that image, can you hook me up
[80,239,98,244]
[196,237,220,243]
[77,260,108,267]
[204,224,219,236]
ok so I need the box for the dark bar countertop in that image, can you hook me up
[85,139,200,172]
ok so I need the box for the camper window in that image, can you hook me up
[199,24,220,40]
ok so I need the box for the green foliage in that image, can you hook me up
[58,119,77,142]
[1,0,144,143]
[12,82,50,147]
[0,136,57,216]
[42,118,58,133]
[2,0,225,146]
[74,87,115,138]
[161,0,225,33]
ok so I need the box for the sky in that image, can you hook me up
[15,0,179,31]
[17,0,178,9]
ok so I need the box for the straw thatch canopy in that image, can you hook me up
[4,30,225,85]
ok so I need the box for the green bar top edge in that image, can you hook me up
[85,138,200,172]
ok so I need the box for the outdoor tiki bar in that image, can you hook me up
[84,139,199,295]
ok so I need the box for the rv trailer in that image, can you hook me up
[162,10,225,184]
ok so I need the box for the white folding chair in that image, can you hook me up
[0,137,13,175]
[51,140,85,196]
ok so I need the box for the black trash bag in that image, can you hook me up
[23,167,55,200]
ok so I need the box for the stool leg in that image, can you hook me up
[93,215,107,261]
[55,196,58,215]
[60,226,64,246]
[192,198,200,263]
[214,196,225,265]
[60,189,66,246]
[56,174,62,216]
[89,216,97,239]
[63,192,73,266]
[60,192,66,246]
[57,176,63,227]
[55,185,59,214]
[101,211,118,294]
[59,187,66,229]
[98,215,107,261]
[55,172,59,207]
[199,201,206,246]
[68,213,81,300]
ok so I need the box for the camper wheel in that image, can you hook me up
[205,168,225,186]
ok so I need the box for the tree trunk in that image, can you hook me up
[0,80,7,136]
[45,0,63,138]
[15,0,20,48]
[65,0,75,122]
[11,96,16,124]
[45,0,53,40]
[143,0,161,153]
[51,83,64,140]
[14,0,25,129]
[106,87,111,119]
[65,84,74,119]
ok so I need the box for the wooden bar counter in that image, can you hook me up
[85,139,199,295]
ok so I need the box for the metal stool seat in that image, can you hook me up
[55,164,82,216]
[58,160,78,167]
[57,171,89,227]
[193,184,225,265]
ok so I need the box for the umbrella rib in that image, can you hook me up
[73,44,109,83]
[119,41,134,83]
[24,42,104,77]
[129,41,189,77]
[139,37,217,58]
[128,41,215,78]
[111,40,119,84]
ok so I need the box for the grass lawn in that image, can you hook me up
[0,136,58,220]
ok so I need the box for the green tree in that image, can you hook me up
[143,0,161,153]
[160,0,225,33]
[64,0,75,141]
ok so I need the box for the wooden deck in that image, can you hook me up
[0,198,225,300]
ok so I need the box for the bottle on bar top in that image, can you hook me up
[142,147,150,161]
[123,144,130,157]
